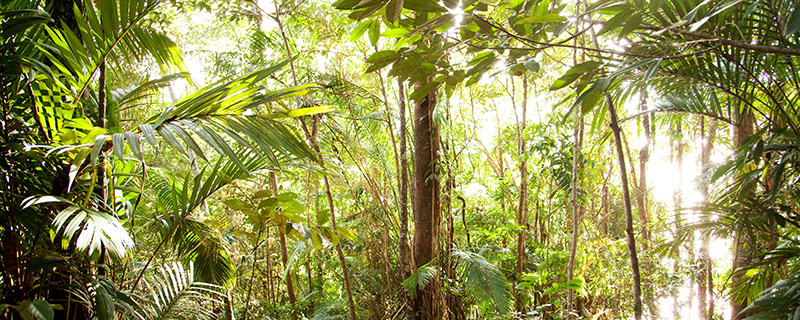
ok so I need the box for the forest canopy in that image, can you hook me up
[1,0,799,319]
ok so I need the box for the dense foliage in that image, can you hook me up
[1,0,799,319]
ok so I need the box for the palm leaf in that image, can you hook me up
[401,262,438,298]
[146,151,271,285]
[742,271,800,320]
[452,249,512,315]
[40,0,184,101]
[22,196,133,260]
[132,64,320,169]
[139,261,224,320]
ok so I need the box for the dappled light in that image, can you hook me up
[1,0,799,319]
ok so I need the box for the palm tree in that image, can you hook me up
[585,0,800,317]
[0,0,321,317]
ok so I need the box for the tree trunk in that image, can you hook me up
[412,81,441,320]
[398,79,412,278]
[307,116,358,320]
[636,90,650,250]
[672,120,684,320]
[272,173,298,317]
[515,76,529,313]
[605,95,643,320]
[566,89,583,317]
[698,117,717,320]
[731,108,755,319]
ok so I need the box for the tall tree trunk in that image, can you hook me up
[672,120,684,320]
[635,89,659,316]
[412,81,441,320]
[270,174,297,317]
[698,117,717,320]
[515,76,529,313]
[605,95,643,320]
[398,79,412,278]
[636,90,650,250]
[566,90,583,317]
[265,227,275,305]
[731,108,755,319]
[307,116,358,320]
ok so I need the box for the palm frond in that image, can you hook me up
[146,151,271,285]
[653,87,734,123]
[22,196,133,260]
[40,0,184,100]
[311,301,348,320]
[401,263,438,298]
[139,261,224,320]
[170,218,235,286]
[742,271,800,320]
[452,249,512,315]
[134,64,320,169]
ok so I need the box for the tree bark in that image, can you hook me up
[566,89,583,317]
[515,76,529,313]
[307,116,358,320]
[398,79,412,278]
[271,174,297,317]
[605,95,643,320]
[672,120,684,320]
[636,90,650,250]
[697,117,717,320]
[731,108,755,319]
[412,81,441,320]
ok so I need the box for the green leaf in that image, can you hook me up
[333,0,361,9]
[523,59,540,72]
[643,58,661,83]
[336,226,359,242]
[402,263,438,298]
[223,199,250,211]
[368,19,380,45]
[409,81,441,101]
[786,1,800,36]
[316,210,330,225]
[597,9,633,37]
[253,189,272,199]
[745,268,760,278]
[22,196,75,209]
[516,13,567,24]
[550,61,602,91]
[403,0,446,12]
[386,0,404,23]
[350,19,372,41]
[90,135,109,167]
[381,27,410,38]
[95,285,115,320]
[287,105,333,117]
[23,301,54,320]
[452,250,511,315]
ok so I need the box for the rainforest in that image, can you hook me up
[1,0,799,319]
